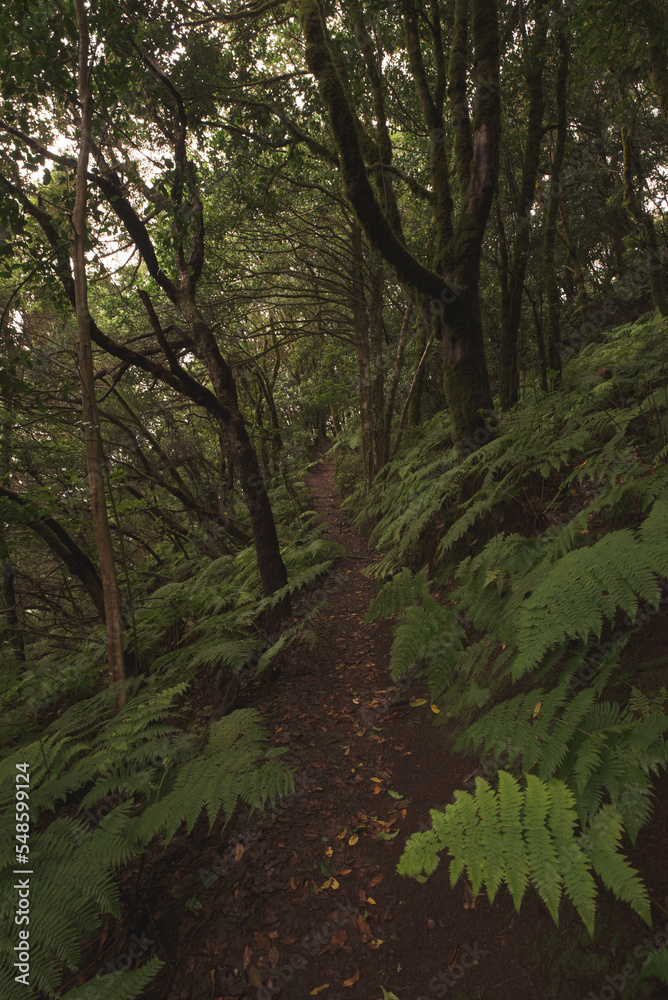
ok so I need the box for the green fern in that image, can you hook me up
[56,959,164,1000]
[640,945,668,985]
[511,499,668,679]
[398,771,649,936]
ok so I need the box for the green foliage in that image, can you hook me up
[367,568,465,694]
[365,315,668,935]
[398,772,650,937]
[56,960,165,1000]
[639,945,668,985]
[0,491,341,998]
[0,646,292,1000]
[511,502,668,679]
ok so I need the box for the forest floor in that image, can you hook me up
[104,448,668,1000]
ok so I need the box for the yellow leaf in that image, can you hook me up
[410,698,427,707]
[367,897,376,905]
[532,701,542,719]
[325,846,333,857]
[370,777,383,783]
[430,704,440,714]
[349,834,359,846]
[343,970,360,987]
[310,984,330,995]
[368,939,383,948]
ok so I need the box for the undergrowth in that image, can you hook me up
[365,312,668,941]
[0,486,340,998]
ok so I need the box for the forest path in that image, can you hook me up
[141,450,646,1000]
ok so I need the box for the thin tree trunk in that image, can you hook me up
[383,304,412,456]
[542,13,569,377]
[408,310,427,427]
[72,0,126,697]
[621,123,668,316]
[0,386,24,664]
[559,192,590,330]
[498,1,547,409]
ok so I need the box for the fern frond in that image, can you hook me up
[398,771,649,936]
[57,958,164,999]
[130,709,293,844]
[511,501,668,679]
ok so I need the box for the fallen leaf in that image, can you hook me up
[269,946,279,968]
[337,869,352,876]
[235,843,245,862]
[373,786,381,795]
[369,874,383,887]
[366,898,376,905]
[325,846,333,857]
[348,834,359,846]
[410,698,427,707]
[248,966,263,988]
[310,984,330,995]
[532,701,542,719]
[430,704,440,714]
[254,931,270,949]
[290,876,299,890]
[330,929,347,948]
[368,939,383,948]
[370,777,383,783]
[427,919,436,930]
[343,970,360,987]
[353,914,372,938]
[243,946,252,970]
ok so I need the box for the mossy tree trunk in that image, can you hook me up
[299,0,500,453]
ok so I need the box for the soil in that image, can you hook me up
[80,449,668,1000]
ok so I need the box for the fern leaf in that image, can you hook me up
[584,806,651,925]
[497,771,529,911]
[523,774,561,922]
[57,958,164,999]
[639,945,668,985]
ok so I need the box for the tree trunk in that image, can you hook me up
[408,312,427,427]
[298,0,499,451]
[498,1,547,409]
[621,123,668,317]
[72,0,126,698]
[559,192,590,332]
[542,14,569,377]
[177,296,290,610]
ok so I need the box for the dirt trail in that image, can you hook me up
[136,453,657,1000]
